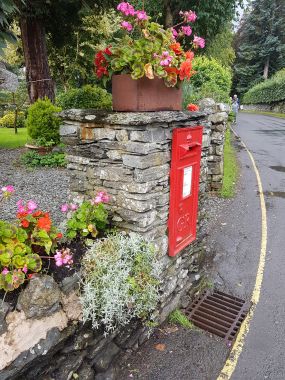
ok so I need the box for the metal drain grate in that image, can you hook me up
[185,290,250,345]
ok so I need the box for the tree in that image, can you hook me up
[205,26,235,68]
[133,0,243,44]
[4,1,116,103]
[0,0,19,55]
[233,0,285,95]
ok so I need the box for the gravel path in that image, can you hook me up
[0,148,70,226]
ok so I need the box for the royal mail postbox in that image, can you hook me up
[168,126,203,257]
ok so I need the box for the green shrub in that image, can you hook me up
[26,98,62,145]
[0,111,25,128]
[21,151,66,168]
[183,56,232,107]
[81,233,161,333]
[56,85,112,110]
[243,69,285,104]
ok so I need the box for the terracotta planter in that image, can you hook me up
[25,144,53,156]
[112,74,182,112]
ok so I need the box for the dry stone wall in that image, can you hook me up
[0,100,228,380]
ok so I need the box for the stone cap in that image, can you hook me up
[58,109,209,126]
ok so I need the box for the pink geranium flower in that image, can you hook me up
[193,35,205,48]
[17,199,26,213]
[180,10,197,22]
[135,10,148,20]
[1,268,9,275]
[27,200,38,213]
[54,248,73,267]
[61,203,69,213]
[117,2,135,16]
[181,26,192,36]
[121,21,133,32]
[70,203,78,211]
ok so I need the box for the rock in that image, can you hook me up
[122,152,170,169]
[134,164,169,183]
[198,98,216,111]
[17,275,61,319]
[0,302,10,334]
[53,351,86,380]
[208,112,228,124]
[60,273,80,294]
[95,366,117,380]
[77,362,95,380]
[116,129,129,142]
[92,342,120,372]
[60,124,79,137]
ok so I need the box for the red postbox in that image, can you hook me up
[168,126,203,257]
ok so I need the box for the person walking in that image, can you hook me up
[232,94,239,123]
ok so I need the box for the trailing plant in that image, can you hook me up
[21,151,66,168]
[0,111,25,128]
[94,2,205,87]
[26,98,62,145]
[61,191,110,240]
[243,69,285,105]
[80,232,161,333]
[56,85,112,110]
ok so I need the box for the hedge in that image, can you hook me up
[183,56,232,107]
[243,69,285,104]
[56,85,112,110]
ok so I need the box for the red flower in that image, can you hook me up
[57,233,63,239]
[187,103,199,112]
[37,214,51,232]
[21,219,30,228]
[33,210,43,217]
[94,46,111,79]
[170,42,183,55]
[185,51,194,60]
[17,211,29,219]
[28,274,35,279]
[164,67,179,75]
[179,59,194,80]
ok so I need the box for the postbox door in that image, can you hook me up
[168,126,203,257]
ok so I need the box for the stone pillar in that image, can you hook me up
[60,110,211,257]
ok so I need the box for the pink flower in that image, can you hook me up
[117,2,135,16]
[17,199,25,213]
[171,28,178,39]
[121,21,133,32]
[193,35,205,48]
[54,248,73,267]
[158,51,173,66]
[1,268,9,275]
[180,10,197,23]
[61,203,69,213]
[70,203,78,211]
[27,200,38,213]
[135,10,148,20]
[181,26,192,36]
[1,185,15,193]
[22,265,28,274]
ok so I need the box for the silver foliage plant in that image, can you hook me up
[80,232,162,333]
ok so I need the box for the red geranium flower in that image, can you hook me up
[187,103,199,111]
[179,59,194,80]
[17,211,29,219]
[37,214,51,232]
[57,233,63,239]
[33,210,43,217]
[21,219,30,228]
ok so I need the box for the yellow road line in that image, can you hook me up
[217,128,268,380]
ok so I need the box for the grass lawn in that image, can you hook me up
[220,127,239,198]
[241,110,285,119]
[0,128,28,148]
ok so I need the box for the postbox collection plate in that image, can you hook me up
[168,126,203,257]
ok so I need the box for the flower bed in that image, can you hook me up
[0,184,161,333]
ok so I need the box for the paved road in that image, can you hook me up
[230,113,285,380]
[118,113,285,380]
